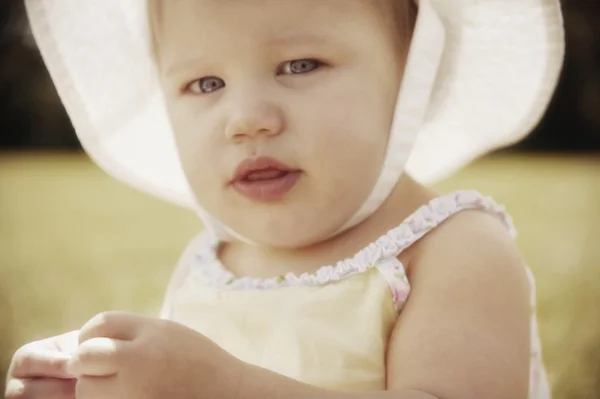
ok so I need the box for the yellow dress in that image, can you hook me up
[165,191,550,398]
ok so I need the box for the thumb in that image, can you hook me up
[79,311,146,344]
[11,347,75,379]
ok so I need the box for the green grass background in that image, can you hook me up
[1,153,599,398]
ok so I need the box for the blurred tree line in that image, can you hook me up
[0,0,599,151]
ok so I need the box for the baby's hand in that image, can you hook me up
[68,311,243,399]
[5,330,79,399]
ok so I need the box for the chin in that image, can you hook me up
[253,233,322,250]
[235,218,341,250]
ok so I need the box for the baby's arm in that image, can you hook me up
[384,210,531,398]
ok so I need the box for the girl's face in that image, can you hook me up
[154,0,410,248]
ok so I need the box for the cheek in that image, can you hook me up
[166,103,224,192]
[295,73,391,180]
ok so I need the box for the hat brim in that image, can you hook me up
[405,0,565,183]
[25,0,564,209]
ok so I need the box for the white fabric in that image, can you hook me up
[24,0,565,241]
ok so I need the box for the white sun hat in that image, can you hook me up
[24,0,565,240]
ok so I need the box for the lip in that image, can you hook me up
[230,156,301,202]
[231,156,297,182]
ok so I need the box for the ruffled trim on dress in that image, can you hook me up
[191,190,515,291]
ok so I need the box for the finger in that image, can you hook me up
[5,377,76,399]
[68,338,130,377]
[11,347,74,379]
[79,311,147,344]
[75,375,119,399]
[53,330,81,355]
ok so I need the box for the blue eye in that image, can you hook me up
[282,59,321,75]
[187,76,225,94]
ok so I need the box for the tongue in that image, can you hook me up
[245,169,287,181]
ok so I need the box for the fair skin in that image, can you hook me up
[156,0,407,252]
[5,1,532,398]
[6,215,531,399]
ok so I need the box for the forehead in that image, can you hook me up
[152,0,397,51]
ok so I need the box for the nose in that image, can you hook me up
[224,90,285,142]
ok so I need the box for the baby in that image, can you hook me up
[6,1,565,399]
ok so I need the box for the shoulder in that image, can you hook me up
[406,207,526,286]
[386,209,533,397]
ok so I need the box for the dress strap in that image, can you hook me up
[373,190,515,259]
[373,190,515,311]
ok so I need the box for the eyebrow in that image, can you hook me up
[165,56,209,77]
[164,32,333,77]
[266,31,332,47]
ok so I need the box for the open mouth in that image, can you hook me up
[231,158,301,202]
[242,168,291,182]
